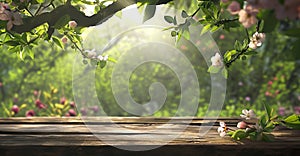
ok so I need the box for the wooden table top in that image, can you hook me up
[0,117,299,156]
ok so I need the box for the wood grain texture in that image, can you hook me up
[0,117,299,156]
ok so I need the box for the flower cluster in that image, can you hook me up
[217,109,256,137]
[211,53,223,67]
[217,121,228,137]
[84,49,109,61]
[249,32,266,49]
[224,0,300,28]
[0,3,23,30]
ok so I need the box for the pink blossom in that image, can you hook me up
[294,106,300,114]
[219,34,225,40]
[245,96,251,101]
[60,97,66,104]
[61,36,68,44]
[180,45,188,50]
[238,5,258,28]
[33,90,39,96]
[11,105,19,114]
[265,91,272,97]
[68,109,77,116]
[26,110,35,117]
[70,101,76,108]
[227,1,241,15]
[278,107,285,116]
[80,107,88,116]
[68,20,77,28]
[268,81,273,85]
[0,9,23,30]
[237,121,247,129]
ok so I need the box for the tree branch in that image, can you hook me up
[12,0,173,35]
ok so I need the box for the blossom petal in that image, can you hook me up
[217,127,224,133]
[219,121,226,127]
[220,131,226,137]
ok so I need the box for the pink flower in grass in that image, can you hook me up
[26,110,35,117]
[11,105,19,114]
[278,107,286,116]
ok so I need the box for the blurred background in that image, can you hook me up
[0,1,299,118]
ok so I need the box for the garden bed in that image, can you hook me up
[0,117,299,156]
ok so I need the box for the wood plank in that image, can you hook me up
[0,117,299,156]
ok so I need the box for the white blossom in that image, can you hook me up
[211,53,223,67]
[85,49,97,58]
[240,109,256,120]
[249,32,266,49]
[217,122,227,137]
[97,55,108,61]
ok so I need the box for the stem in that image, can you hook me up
[191,7,201,17]
[225,28,250,68]
[215,18,238,27]
[256,20,261,32]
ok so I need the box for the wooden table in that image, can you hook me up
[0,117,299,156]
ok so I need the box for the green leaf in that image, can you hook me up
[164,16,174,24]
[54,15,70,29]
[181,10,188,18]
[52,36,64,49]
[222,68,228,79]
[208,66,221,73]
[262,133,274,142]
[182,30,190,40]
[263,102,272,121]
[115,11,122,19]
[99,61,107,68]
[4,40,19,46]
[173,16,177,25]
[234,40,242,51]
[201,24,211,35]
[24,46,34,60]
[210,25,220,32]
[108,57,117,63]
[143,5,156,23]
[36,0,44,3]
[55,104,65,109]
[285,114,300,123]
[224,50,237,61]
[19,50,25,61]
[232,129,248,140]
[283,114,300,129]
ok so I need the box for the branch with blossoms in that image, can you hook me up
[179,0,300,79]
[218,102,300,141]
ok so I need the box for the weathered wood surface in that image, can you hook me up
[0,117,299,156]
